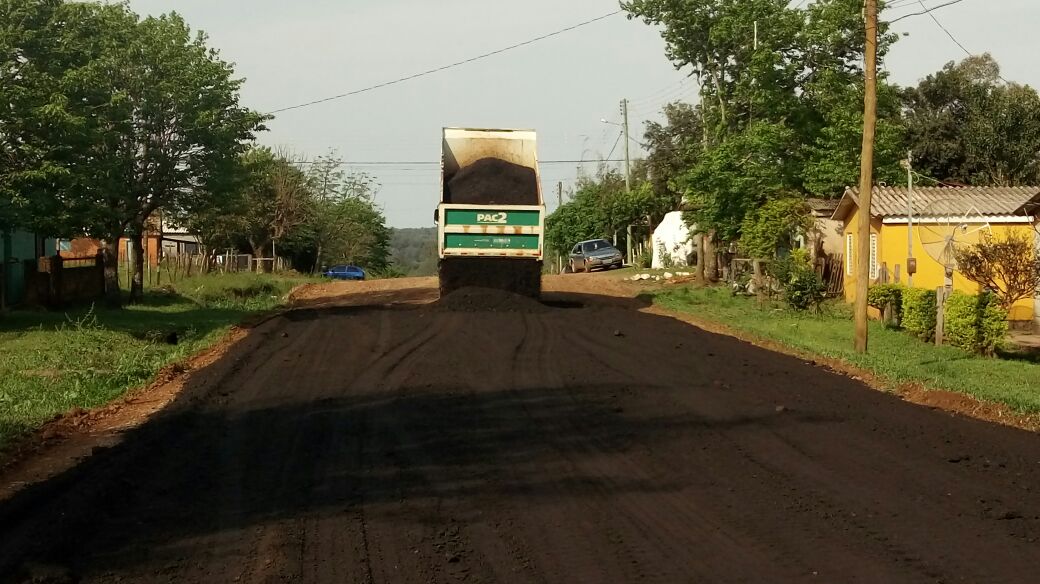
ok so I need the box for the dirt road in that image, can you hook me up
[2,276,1039,583]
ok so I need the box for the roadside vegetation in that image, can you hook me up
[1,2,392,305]
[654,286,1040,414]
[0,272,313,457]
[549,2,1040,307]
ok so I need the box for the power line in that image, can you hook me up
[888,0,967,24]
[605,132,624,161]
[268,11,622,114]
[913,0,1011,84]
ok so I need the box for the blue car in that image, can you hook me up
[323,265,366,281]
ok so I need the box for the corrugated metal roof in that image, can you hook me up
[832,186,1040,221]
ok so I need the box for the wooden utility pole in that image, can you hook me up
[557,181,563,209]
[906,150,914,288]
[854,0,879,354]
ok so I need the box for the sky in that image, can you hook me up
[122,0,1040,228]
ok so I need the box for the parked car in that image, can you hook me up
[567,239,624,273]
[323,265,366,281]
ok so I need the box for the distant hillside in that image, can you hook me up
[390,227,438,276]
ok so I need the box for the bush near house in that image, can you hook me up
[772,250,826,311]
[868,284,904,325]
[902,288,938,341]
[944,291,1009,356]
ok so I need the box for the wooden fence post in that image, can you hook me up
[935,286,947,346]
[49,254,64,308]
[96,250,105,298]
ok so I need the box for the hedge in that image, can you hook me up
[902,288,937,341]
[868,284,904,324]
[944,291,1008,355]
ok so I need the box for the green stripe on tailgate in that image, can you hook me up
[443,209,541,227]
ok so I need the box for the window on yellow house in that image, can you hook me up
[846,234,854,276]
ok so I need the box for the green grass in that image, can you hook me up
[654,286,1040,414]
[0,272,314,454]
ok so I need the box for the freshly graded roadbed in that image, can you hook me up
[1,276,1038,583]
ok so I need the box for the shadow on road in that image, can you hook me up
[2,290,1039,582]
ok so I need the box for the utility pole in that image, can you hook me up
[557,181,563,209]
[854,0,879,354]
[621,98,634,265]
[621,99,632,193]
[906,150,915,288]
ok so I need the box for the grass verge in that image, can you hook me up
[654,286,1040,414]
[0,272,314,455]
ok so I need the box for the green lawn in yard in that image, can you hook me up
[654,286,1040,414]
[0,273,313,455]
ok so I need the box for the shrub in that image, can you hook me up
[944,291,1009,355]
[773,250,826,310]
[955,232,1040,311]
[868,284,903,325]
[902,287,937,341]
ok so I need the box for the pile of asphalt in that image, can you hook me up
[431,286,547,313]
[444,158,539,205]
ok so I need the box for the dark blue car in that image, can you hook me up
[323,265,366,281]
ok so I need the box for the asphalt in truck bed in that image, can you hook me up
[1,276,1039,583]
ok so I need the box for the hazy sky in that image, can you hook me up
[123,0,1040,228]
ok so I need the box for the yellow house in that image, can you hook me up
[831,186,1040,324]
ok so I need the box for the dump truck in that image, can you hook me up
[436,127,545,297]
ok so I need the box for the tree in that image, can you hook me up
[623,0,804,142]
[98,11,266,301]
[0,0,120,235]
[740,197,813,258]
[545,185,609,257]
[235,149,312,271]
[643,102,704,205]
[624,0,908,245]
[390,228,438,276]
[302,153,383,272]
[905,54,1040,186]
[679,121,801,241]
[955,232,1040,311]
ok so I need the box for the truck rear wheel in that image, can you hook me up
[439,258,542,299]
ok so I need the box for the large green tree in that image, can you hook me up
[906,54,1040,186]
[627,0,908,246]
[1,2,265,303]
[85,10,265,302]
[0,0,114,233]
[623,0,804,143]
